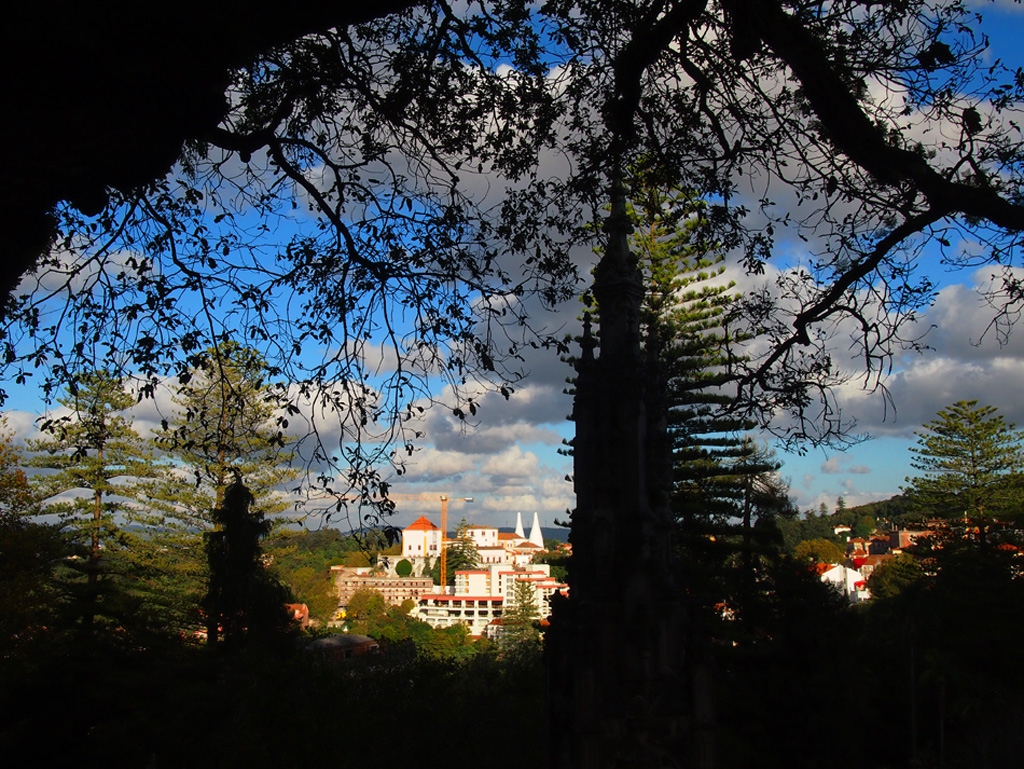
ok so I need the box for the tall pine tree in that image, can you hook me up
[27,371,160,634]
[141,341,301,644]
[903,400,1024,541]
[629,184,798,640]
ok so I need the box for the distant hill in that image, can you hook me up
[497,526,570,543]
[846,494,914,523]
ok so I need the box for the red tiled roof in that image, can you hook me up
[406,515,439,531]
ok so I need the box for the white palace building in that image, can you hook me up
[401,510,547,568]
[390,511,567,637]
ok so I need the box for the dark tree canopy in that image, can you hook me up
[5,0,1024,514]
[0,0,420,297]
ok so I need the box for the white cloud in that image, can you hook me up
[825,267,1024,437]
[820,456,842,474]
[400,447,478,481]
[480,445,540,480]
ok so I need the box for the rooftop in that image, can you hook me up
[405,515,440,531]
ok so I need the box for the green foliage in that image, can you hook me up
[851,514,877,540]
[498,578,542,665]
[344,587,431,649]
[418,623,477,662]
[776,510,843,554]
[0,422,66,662]
[27,371,165,634]
[866,553,924,600]
[0,635,547,769]
[532,549,569,582]
[433,517,479,586]
[792,538,846,564]
[860,527,1024,766]
[0,419,34,525]
[714,556,862,767]
[903,400,1024,530]
[264,528,364,622]
[345,588,387,621]
[343,587,477,661]
[395,558,413,577]
[849,494,914,527]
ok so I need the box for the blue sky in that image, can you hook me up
[772,1,1024,513]
[5,2,1024,531]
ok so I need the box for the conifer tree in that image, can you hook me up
[140,341,302,638]
[499,577,542,664]
[628,184,801,645]
[27,371,160,633]
[903,400,1024,542]
[153,341,300,513]
[630,187,792,561]
[432,517,479,585]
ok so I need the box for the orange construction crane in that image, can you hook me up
[387,492,474,584]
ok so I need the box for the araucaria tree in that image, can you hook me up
[149,342,300,516]
[434,517,479,586]
[499,578,542,664]
[629,185,794,602]
[903,400,1024,540]
[28,372,157,632]
[142,342,300,641]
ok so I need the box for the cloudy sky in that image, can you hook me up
[379,1,1024,526]
[5,2,1024,532]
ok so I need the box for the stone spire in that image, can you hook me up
[514,511,526,539]
[546,174,690,768]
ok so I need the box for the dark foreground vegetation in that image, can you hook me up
[4,508,1022,769]
[5,0,1024,765]
[1,638,548,769]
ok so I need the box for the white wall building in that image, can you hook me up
[400,513,552,570]
[401,515,442,559]
[416,594,505,636]
[412,562,568,636]
[465,524,499,549]
[819,563,870,603]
